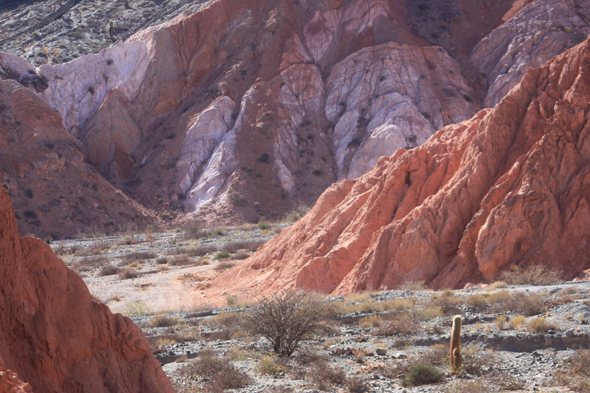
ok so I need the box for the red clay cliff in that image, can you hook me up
[0,187,173,392]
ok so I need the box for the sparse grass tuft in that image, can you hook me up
[508,315,526,329]
[527,317,556,333]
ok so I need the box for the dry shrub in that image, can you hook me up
[492,291,546,316]
[99,264,120,276]
[308,360,346,390]
[223,241,265,253]
[461,343,495,376]
[180,350,250,392]
[156,257,168,264]
[151,315,179,327]
[431,290,462,315]
[499,264,562,285]
[168,255,195,266]
[243,291,333,357]
[358,314,382,328]
[402,361,444,387]
[398,280,426,291]
[495,316,507,330]
[373,316,417,336]
[486,281,507,291]
[444,380,494,393]
[214,261,236,271]
[72,255,109,272]
[231,251,250,260]
[122,252,156,262]
[118,268,139,279]
[508,315,526,329]
[116,236,143,246]
[183,225,215,240]
[346,377,369,393]
[167,246,218,257]
[527,317,556,333]
[466,294,489,311]
[553,349,590,392]
[256,355,288,376]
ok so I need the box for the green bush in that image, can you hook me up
[402,362,444,387]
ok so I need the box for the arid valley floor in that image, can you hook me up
[51,224,590,393]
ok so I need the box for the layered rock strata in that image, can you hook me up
[0,187,174,392]
[206,38,590,296]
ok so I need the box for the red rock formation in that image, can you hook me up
[206,38,590,297]
[0,359,31,393]
[0,80,155,238]
[0,187,173,392]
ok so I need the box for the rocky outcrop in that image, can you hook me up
[1,0,589,231]
[206,38,590,296]
[0,187,173,392]
[0,360,31,393]
[0,79,154,238]
[471,0,590,107]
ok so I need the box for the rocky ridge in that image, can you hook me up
[204,37,590,297]
[0,186,173,392]
[1,0,588,236]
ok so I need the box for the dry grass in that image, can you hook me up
[222,241,265,253]
[553,350,590,392]
[508,315,526,329]
[486,281,507,291]
[495,316,507,330]
[527,317,556,333]
[166,246,218,257]
[358,314,383,328]
[444,380,494,393]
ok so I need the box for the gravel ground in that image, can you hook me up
[0,0,211,65]
[51,228,590,392]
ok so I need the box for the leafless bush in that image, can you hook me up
[243,291,333,357]
[71,255,109,272]
[180,350,250,392]
[99,264,120,276]
[307,359,346,390]
[499,264,562,285]
[156,257,168,264]
[122,252,156,262]
[151,315,179,327]
[118,268,139,279]
[492,292,546,316]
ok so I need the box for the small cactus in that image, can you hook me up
[109,21,114,41]
[450,315,462,372]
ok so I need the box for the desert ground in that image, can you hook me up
[51,223,590,393]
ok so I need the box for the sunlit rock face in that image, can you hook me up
[0,187,174,392]
[0,0,588,229]
[205,38,590,296]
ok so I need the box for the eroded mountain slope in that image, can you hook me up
[0,0,588,234]
[204,37,590,297]
[0,187,173,392]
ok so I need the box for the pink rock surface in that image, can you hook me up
[0,188,173,393]
[205,38,590,297]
